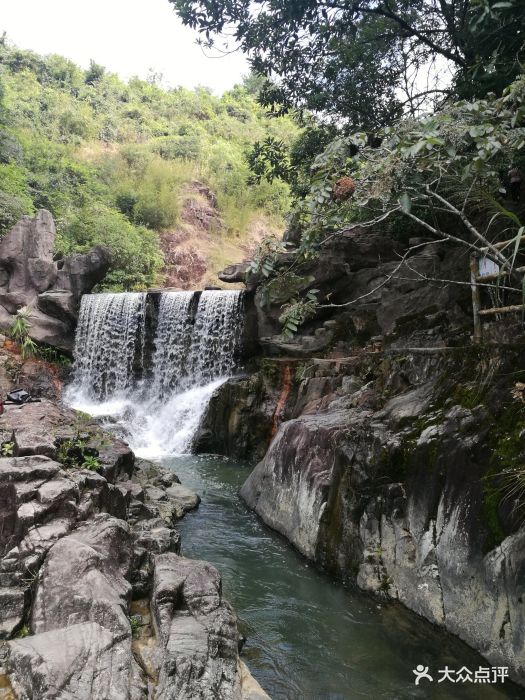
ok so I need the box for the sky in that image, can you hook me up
[0,0,248,93]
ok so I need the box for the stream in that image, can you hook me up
[164,454,525,700]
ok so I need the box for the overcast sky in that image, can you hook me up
[1,0,248,93]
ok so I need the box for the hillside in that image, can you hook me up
[0,38,298,290]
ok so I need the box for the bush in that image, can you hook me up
[131,158,184,230]
[57,204,163,290]
[0,191,30,232]
[155,135,202,161]
[0,39,300,286]
[0,129,23,164]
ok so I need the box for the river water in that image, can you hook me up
[164,454,525,700]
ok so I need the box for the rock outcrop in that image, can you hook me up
[217,229,525,686]
[0,388,261,698]
[147,554,241,699]
[241,351,525,684]
[0,210,112,352]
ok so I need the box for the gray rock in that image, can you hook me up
[31,514,132,637]
[240,408,372,560]
[376,382,434,425]
[0,211,112,351]
[55,246,112,300]
[218,262,250,284]
[131,518,181,596]
[0,400,76,457]
[0,587,26,638]
[37,290,76,324]
[0,455,78,558]
[239,660,271,700]
[142,476,200,524]
[239,344,525,685]
[0,211,57,315]
[195,375,276,462]
[165,483,200,512]
[151,553,242,699]
[0,456,80,637]
[8,621,144,700]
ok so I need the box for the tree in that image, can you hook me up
[171,0,524,129]
[248,75,525,333]
[85,59,105,86]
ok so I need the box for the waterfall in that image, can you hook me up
[70,292,146,401]
[188,290,244,385]
[150,291,194,399]
[66,289,243,457]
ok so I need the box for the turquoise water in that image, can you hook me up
[164,454,525,700]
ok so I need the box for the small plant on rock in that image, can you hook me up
[34,345,72,367]
[1,441,15,457]
[9,307,31,345]
[9,307,39,359]
[81,454,101,471]
[56,435,100,470]
[379,575,393,593]
[20,335,37,360]
[129,615,141,638]
[279,289,319,338]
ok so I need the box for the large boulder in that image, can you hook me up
[0,211,112,352]
[7,516,147,699]
[239,345,525,685]
[55,246,113,300]
[8,621,143,700]
[149,554,242,699]
[0,210,57,314]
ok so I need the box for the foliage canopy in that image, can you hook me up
[172,0,524,129]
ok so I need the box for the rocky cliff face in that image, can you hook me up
[215,229,525,686]
[0,210,112,352]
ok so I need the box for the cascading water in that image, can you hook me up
[188,291,244,384]
[150,291,194,399]
[71,292,146,400]
[66,289,243,457]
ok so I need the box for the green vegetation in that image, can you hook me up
[174,0,523,127]
[1,441,14,457]
[248,75,525,333]
[0,38,298,290]
[129,615,142,637]
[56,435,101,470]
[8,307,71,364]
[174,0,524,335]
[9,307,37,359]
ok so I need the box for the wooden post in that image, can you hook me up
[470,255,482,344]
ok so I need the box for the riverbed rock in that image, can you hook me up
[241,406,363,560]
[8,621,143,700]
[31,514,133,636]
[150,553,242,699]
[196,374,277,461]
[166,483,200,512]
